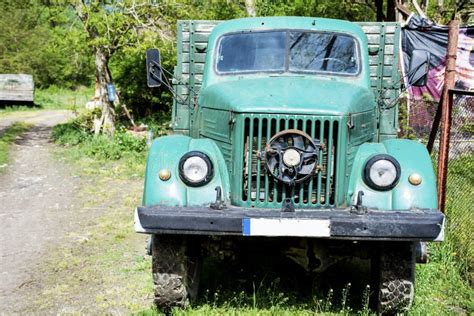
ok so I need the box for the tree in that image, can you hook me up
[73,0,172,135]
[0,0,93,88]
[245,0,256,17]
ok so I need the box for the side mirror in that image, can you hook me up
[407,49,431,87]
[146,49,162,87]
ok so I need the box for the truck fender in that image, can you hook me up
[142,135,230,207]
[346,139,437,210]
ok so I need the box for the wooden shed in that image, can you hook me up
[0,74,34,103]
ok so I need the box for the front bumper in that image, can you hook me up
[135,206,445,241]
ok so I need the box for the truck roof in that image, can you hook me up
[210,16,367,39]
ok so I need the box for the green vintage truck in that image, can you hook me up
[135,17,444,313]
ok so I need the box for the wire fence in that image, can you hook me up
[402,93,473,280]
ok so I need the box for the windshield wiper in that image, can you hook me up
[290,32,306,50]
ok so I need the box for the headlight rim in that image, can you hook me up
[178,151,214,187]
[363,154,401,191]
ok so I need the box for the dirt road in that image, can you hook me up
[0,110,76,313]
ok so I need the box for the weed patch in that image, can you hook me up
[0,122,31,168]
[0,86,93,114]
[34,175,151,313]
[52,114,149,179]
[35,85,93,110]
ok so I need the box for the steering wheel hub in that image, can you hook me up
[265,129,320,185]
[283,148,301,167]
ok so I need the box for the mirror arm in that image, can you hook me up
[149,61,162,81]
[154,62,200,99]
[151,62,199,109]
[376,59,429,110]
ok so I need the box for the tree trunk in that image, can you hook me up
[94,47,116,136]
[376,0,384,21]
[386,0,396,21]
[412,0,428,18]
[245,0,256,17]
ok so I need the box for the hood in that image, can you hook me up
[199,76,375,115]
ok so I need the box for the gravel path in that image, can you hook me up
[0,110,76,313]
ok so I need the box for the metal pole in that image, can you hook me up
[437,20,459,213]
[427,92,443,154]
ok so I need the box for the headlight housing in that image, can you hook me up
[178,151,214,187]
[363,154,401,191]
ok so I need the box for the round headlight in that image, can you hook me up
[178,151,213,187]
[363,154,401,191]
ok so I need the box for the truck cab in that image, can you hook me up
[136,17,443,314]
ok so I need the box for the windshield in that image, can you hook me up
[216,30,359,75]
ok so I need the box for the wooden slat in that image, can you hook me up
[369,65,394,77]
[360,25,381,33]
[0,74,34,102]
[182,42,208,53]
[367,34,395,45]
[182,33,211,42]
[180,74,204,82]
[182,53,207,63]
[369,55,394,66]
[0,91,34,102]
[182,63,205,74]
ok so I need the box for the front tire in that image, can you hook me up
[151,234,201,312]
[373,242,416,314]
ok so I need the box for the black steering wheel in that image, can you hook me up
[265,129,320,185]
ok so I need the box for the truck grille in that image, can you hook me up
[239,114,341,208]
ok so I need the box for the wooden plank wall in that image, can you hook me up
[0,74,34,102]
[172,20,218,132]
[357,22,401,138]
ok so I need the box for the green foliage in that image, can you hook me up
[52,113,147,160]
[0,122,31,168]
[398,97,417,139]
[412,154,474,314]
[35,85,94,110]
[256,0,376,21]
[424,0,473,24]
[413,241,474,314]
[444,154,474,277]
[52,119,90,146]
[0,0,93,87]
[0,86,93,112]
[111,40,175,118]
[460,122,474,134]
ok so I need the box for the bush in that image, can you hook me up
[52,114,147,161]
[111,39,175,120]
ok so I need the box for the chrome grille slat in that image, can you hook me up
[316,121,325,204]
[326,120,334,204]
[262,118,271,204]
[241,114,340,208]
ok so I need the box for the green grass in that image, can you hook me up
[0,85,93,115]
[35,85,93,110]
[52,117,148,180]
[409,154,473,314]
[28,113,156,312]
[0,122,31,168]
[35,172,151,313]
[46,122,473,314]
[444,155,473,276]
